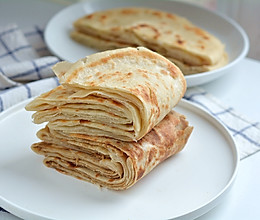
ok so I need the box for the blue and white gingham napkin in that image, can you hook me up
[0,22,260,219]
[184,87,260,159]
[0,23,60,109]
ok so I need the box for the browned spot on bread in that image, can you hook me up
[95,72,102,77]
[99,15,107,23]
[177,39,185,45]
[79,120,91,124]
[89,81,96,87]
[152,11,163,17]
[121,8,138,15]
[160,69,168,75]
[167,63,179,78]
[110,26,121,31]
[57,95,65,99]
[150,89,158,109]
[131,23,160,39]
[137,167,145,180]
[185,25,210,39]
[66,66,84,83]
[111,100,124,108]
[137,69,149,78]
[85,14,93,19]
[41,86,63,98]
[142,73,148,79]
[126,72,133,77]
[161,21,167,25]
[175,34,185,45]
[141,85,151,103]
[59,71,66,77]
[164,30,172,34]
[148,148,157,164]
[93,96,105,103]
[125,142,145,164]
[130,85,150,103]
[166,13,176,19]
[84,75,93,81]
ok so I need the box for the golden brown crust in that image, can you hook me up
[31,110,193,190]
[71,7,227,70]
[26,47,186,142]
[26,47,192,191]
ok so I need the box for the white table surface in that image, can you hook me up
[0,0,260,219]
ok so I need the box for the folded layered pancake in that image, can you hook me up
[71,7,228,74]
[31,110,193,190]
[26,47,186,141]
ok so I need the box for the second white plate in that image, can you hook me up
[44,0,249,87]
[0,99,239,220]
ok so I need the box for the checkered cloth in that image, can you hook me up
[0,23,260,218]
[0,24,60,111]
[184,88,260,159]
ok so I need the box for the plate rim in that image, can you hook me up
[44,0,249,87]
[0,98,239,220]
[176,99,240,219]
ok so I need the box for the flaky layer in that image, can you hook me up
[71,31,228,75]
[71,7,227,68]
[26,47,186,141]
[31,110,193,190]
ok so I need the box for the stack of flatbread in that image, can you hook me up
[71,7,228,75]
[26,47,193,190]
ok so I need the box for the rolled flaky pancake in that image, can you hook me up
[26,47,186,141]
[71,7,228,74]
[31,110,193,190]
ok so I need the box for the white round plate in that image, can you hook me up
[0,99,239,220]
[44,0,249,87]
